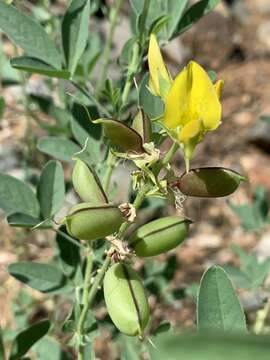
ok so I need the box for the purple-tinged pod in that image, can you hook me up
[132,109,152,144]
[64,203,123,241]
[104,263,150,336]
[171,167,245,198]
[94,118,144,153]
[72,159,108,203]
[129,216,191,257]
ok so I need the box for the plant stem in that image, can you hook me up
[96,0,123,95]
[76,183,149,359]
[54,228,86,250]
[87,255,111,307]
[103,151,116,193]
[254,299,270,334]
[118,183,150,238]
[161,141,179,166]
[121,41,140,107]
[77,249,93,359]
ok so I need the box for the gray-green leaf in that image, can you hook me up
[11,57,70,79]
[0,173,39,217]
[0,2,61,68]
[37,137,81,162]
[9,320,50,360]
[8,262,66,293]
[37,161,65,219]
[62,0,90,75]
[197,266,247,333]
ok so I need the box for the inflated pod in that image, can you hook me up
[104,263,150,336]
[129,216,191,257]
[64,203,123,241]
[72,159,108,203]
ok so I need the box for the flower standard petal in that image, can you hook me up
[148,34,171,98]
[187,61,222,130]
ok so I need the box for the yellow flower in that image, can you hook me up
[147,34,172,98]
[164,61,223,160]
[147,35,224,165]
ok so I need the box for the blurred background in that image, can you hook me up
[1,0,270,358]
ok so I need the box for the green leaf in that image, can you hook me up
[173,0,220,38]
[175,167,245,198]
[7,213,51,229]
[0,173,39,217]
[0,97,5,120]
[37,137,81,162]
[0,2,61,68]
[117,334,141,360]
[151,332,270,360]
[71,103,101,164]
[55,228,81,278]
[62,0,90,75]
[9,320,50,360]
[197,266,246,333]
[229,186,269,231]
[37,161,65,219]
[166,0,189,39]
[0,325,5,360]
[139,73,164,119]
[8,262,66,293]
[10,57,70,79]
[33,336,72,360]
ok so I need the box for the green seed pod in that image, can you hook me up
[129,216,191,257]
[104,263,150,336]
[94,118,144,153]
[132,109,152,143]
[72,159,108,203]
[64,203,123,241]
[172,167,245,198]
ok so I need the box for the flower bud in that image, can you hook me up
[104,263,150,336]
[64,203,123,241]
[129,216,191,257]
[72,159,108,203]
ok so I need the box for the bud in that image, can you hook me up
[72,159,108,203]
[104,263,150,336]
[172,167,245,198]
[129,216,191,257]
[64,203,123,241]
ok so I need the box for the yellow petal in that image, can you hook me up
[148,34,171,97]
[179,120,201,144]
[187,61,222,130]
[214,79,224,99]
[163,65,191,129]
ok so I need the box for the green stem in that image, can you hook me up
[121,41,140,107]
[54,228,86,250]
[87,256,111,307]
[103,151,116,193]
[77,249,93,359]
[96,0,123,95]
[254,300,270,334]
[118,183,150,238]
[161,141,179,167]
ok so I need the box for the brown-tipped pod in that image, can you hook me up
[64,203,123,241]
[104,263,150,336]
[72,159,108,203]
[129,216,191,257]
